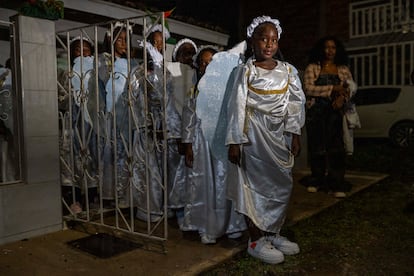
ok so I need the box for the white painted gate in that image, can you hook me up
[56,14,171,250]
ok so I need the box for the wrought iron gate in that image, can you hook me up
[56,14,171,250]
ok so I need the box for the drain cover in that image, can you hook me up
[67,233,143,258]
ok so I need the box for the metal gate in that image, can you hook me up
[56,14,170,250]
[0,19,22,185]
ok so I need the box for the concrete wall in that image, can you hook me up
[0,15,62,245]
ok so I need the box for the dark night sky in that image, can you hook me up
[3,0,247,47]
[137,0,241,46]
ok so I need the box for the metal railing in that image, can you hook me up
[56,13,171,250]
[349,40,414,86]
[350,0,414,38]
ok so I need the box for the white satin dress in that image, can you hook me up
[225,58,306,233]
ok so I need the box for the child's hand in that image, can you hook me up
[331,86,349,110]
[228,144,241,165]
[176,139,185,155]
[184,143,193,168]
[291,134,301,157]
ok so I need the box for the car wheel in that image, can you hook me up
[389,121,414,147]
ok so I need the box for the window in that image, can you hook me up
[354,87,401,106]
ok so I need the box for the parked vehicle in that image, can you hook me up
[353,85,414,147]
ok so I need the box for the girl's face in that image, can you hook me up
[152,31,164,53]
[251,23,278,62]
[176,43,196,66]
[72,41,92,58]
[198,50,214,76]
[324,40,337,62]
[114,30,127,57]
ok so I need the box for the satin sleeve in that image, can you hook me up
[284,63,306,134]
[165,70,182,139]
[181,88,197,143]
[129,65,148,128]
[225,65,249,145]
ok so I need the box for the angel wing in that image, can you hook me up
[196,41,246,161]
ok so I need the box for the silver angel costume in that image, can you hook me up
[165,61,194,210]
[173,49,247,240]
[99,54,137,203]
[0,67,16,182]
[70,56,104,191]
[0,68,13,135]
[126,63,164,221]
[176,87,214,233]
[134,44,182,221]
[225,58,306,233]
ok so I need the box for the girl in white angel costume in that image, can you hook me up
[67,36,102,212]
[99,22,137,207]
[225,16,306,264]
[133,24,182,222]
[165,38,198,219]
[174,45,247,244]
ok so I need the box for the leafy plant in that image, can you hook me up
[19,0,64,20]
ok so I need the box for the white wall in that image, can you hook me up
[0,15,62,245]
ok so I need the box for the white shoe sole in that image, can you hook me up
[200,234,216,244]
[276,244,300,255]
[227,232,243,239]
[271,236,300,255]
[247,247,284,264]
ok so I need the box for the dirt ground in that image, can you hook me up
[202,138,414,275]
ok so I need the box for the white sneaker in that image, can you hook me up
[247,237,284,264]
[270,235,300,255]
[200,233,216,245]
[227,231,243,239]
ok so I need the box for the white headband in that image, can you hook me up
[106,21,133,37]
[114,21,132,31]
[192,45,219,68]
[172,38,198,61]
[70,36,94,47]
[147,24,171,40]
[246,15,282,40]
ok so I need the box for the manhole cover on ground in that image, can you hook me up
[67,233,143,258]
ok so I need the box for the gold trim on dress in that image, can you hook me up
[248,82,288,95]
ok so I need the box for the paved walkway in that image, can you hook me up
[0,170,387,276]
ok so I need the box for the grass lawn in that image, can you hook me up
[202,138,414,275]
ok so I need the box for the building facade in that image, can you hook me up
[238,0,414,87]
